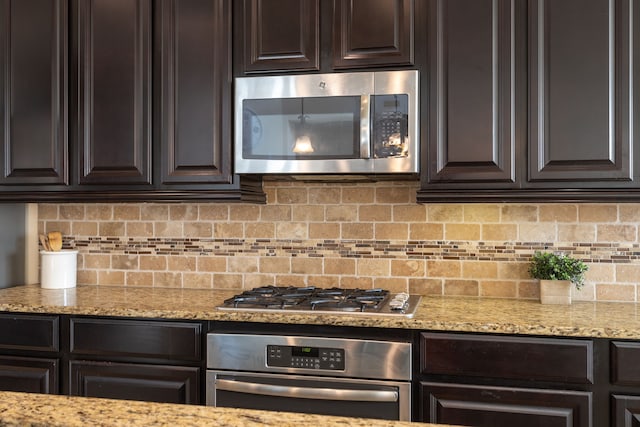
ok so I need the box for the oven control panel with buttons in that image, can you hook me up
[267,345,345,370]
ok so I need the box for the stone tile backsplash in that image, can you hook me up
[38,181,640,302]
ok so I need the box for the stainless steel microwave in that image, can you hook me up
[234,70,419,176]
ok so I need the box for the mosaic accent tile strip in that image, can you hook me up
[67,237,640,263]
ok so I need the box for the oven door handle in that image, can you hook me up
[215,378,398,402]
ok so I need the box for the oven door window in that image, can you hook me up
[212,372,406,421]
[242,96,361,160]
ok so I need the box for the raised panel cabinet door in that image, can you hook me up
[421,382,592,427]
[242,0,319,72]
[157,0,233,184]
[69,360,200,404]
[0,356,58,394]
[528,0,633,182]
[613,395,640,427]
[0,0,67,184]
[423,0,520,185]
[332,0,414,68]
[73,0,152,185]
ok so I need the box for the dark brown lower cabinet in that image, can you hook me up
[421,382,592,427]
[69,360,199,404]
[0,356,58,394]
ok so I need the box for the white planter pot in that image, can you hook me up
[539,279,572,304]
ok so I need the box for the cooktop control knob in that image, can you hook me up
[389,292,409,310]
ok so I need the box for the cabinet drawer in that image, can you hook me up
[611,341,640,386]
[0,314,59,352]
[69,318,202,361]
[421,382,592,426]
[69,360,199,404]
[0,355,58,394]
[421,332,593,384]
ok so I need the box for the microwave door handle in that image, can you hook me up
[215,378,398,402]
[360,95,371,159]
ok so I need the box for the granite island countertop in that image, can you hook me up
[0,284,639,339]
[0,391,458,427]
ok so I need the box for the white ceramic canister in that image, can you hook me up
[40,250,78,289]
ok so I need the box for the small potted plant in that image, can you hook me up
[528,251,589,304]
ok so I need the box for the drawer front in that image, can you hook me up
[421,382,592,426]
[611,341,640,386]
[421,332,593,384]
[612,394,640,427]
[0,314,59,352]
[70,318,202,361]
[0,355,58,394]
[69,360,200,404]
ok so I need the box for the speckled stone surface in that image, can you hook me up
[1,284,640,339]
[0,391,456,426]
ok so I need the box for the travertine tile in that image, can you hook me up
[245,222,276,239]
[170,205,198,221]
[391,259,425,277]
[167,256,196,272]
[340,276,374,288]
[498,262,529,280]
[184,222,213,238]
[227,257,259,273]
[213,273,243,289]
[373,277,408,293]
[445,224,481,240]
[597,225,637,242]
[84,254,111,269]
[342,187,375,203]
[60,205,85,220]
[214,223,243,238]
[409,223,444,240]
[596,284,636,302]
[86,204,112,220]
[357,259,390,276]
[126,272,153,287]
[38,204,58,220]
[427,260,461,278]
[277,188,308,204]
[309,187,340,204]
[341,223,373,239]
[619,204,640,222]
[557,224,596,242]
[141,205,168,221]
[539,204,578,222]
[482,224,517,241]
[518,281,540,299]
[375,223,408,240]
[261,205,292,221]
[324,258,356,275]
[72,222,98,237]
[360,205,392,222]
[140,256,167,271]
[183,272,213,289]
[292,206,325,221]
[229,205,260,221]
[308,275,339,288]
[99,222,125,237]
[579,204,618,222]
[464,205,500,222]
[519,223,557,242]
[501,205,538,222]
[44,221,71,235]
[112,255,138,270]
[326,205,358,222]
[154,221,182,237]
[197,257,226,273]
[291,258,323,275]
[114,205,141,220]
[126,222,154,237]
[276,222,307,239]
[153,272,182,288]
[462,261,498,279]
[308,223,340,239]
[429,205,463,222]
[409,278,443,295]
[616,264,640,283]
[393,205,427,222]
[199,204,229,221]
[480,281,517,298]
[444,279,479,296]
[376,186,413,204]
[76,270,97,285]
[98,271,125,286]
[260,257,291,274]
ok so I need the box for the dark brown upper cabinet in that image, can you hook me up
[0,0,68,185]
[527,0,633,183]
[241,0,320,73]
[72,0,152,186]
[157,0,233,185]
[421,0,521,187]
[418,0,640,202]
[332,0,414,69]
[236,0,414,74]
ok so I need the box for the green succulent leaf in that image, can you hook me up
[528,251,589,289]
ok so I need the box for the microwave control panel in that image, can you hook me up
[267,345,345,370]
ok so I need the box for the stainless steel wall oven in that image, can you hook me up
[206,333,412,421]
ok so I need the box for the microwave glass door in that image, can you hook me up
[242,96,361,160]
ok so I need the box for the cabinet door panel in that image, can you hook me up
[242,0,319,72]
[158,0,232,184]
[73,0,152,185]
[0,314,59,352]
[613,394,640,427]
[528,0,632,182]
[0,0,67,184]
[425,0,518,184]
[0,356,58,394]
[421,382,592,427]
[333,0,414,68]
[69,360,199,404]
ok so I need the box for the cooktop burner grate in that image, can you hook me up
[218,286,421,317]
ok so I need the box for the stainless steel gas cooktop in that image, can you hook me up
[216,286,421,318]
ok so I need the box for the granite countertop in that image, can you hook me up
[0,391,457,427]
[0,284,639,339]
